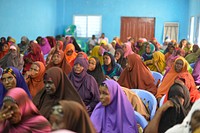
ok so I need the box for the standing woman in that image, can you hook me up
[68,57,100,115]
[0,88,51,132]
[102,52,123,80]
[24,61,46,98]
[87,56,106,86]
[33,67,84,119]
[91,79,138,133]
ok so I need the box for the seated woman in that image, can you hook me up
[145,82,191,133]
[33,67,84,119]
[192,57,200,87]
[87,56,106,86]
[144,51,166,74]
[156,57,200,103]
[164,43,175,61]
[118,53,157,95]
[46,50,72,75]
[0,42,9,59]
[141,42,155,61]
[114,48,127,69]
[185,48,200,64]
[38,37,51,55]
[90,46,104,65]
[23,42,45,75]
[102,52,123,80]
[0,44,24,71]
[24,61,46,98]
[68,57,99,115]
[90,79,138,133]
[0,87,51,132]
[0,66,32,108]
[122,43,134,58]
[64,43,77,67]
[121,86,150,120]
[165,99,200,133]
[49,100,96,133]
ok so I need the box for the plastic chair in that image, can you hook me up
[64,25,77,37]
[131,89,157,120]
[134,111,148,129]
[159,94,166,107]
[151,71,163,86]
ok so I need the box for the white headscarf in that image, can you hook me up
[166,99,200,133]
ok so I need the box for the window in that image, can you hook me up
[196,16,200,45]
[163,22,179,42]
[189,17,195,43]
[73,15,102,38]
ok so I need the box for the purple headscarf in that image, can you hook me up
[90,79,138,133]
[192,57,200,86]
[40,38,51,55]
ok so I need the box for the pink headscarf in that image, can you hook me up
[123,43,134,58]
[0,88,51,133]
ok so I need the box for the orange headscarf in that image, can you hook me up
[27,61,45,98]
[64,43,77,67]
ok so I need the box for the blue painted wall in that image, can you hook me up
[189,0,200,16]
[0,0,57,43]
[63,0,189,44]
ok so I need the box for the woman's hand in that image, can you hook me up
[0,105,13,122]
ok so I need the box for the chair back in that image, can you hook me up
[134,111,148,129]
[131,89,157,120]
[151,71,163,86]
[159,94,166,107]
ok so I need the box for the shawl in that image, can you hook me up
[64,43,77,67]
[0,88,51,133]
[90,79,138,133]
[58,100,96,133]
[33,67,84,119]
[87,56,106,86]
[118,53,157,95]
[185,48,200,64]
[46,50,72,75]
[142,43,155,61]
[123,43,134,58]
[18,36,30,54]
[90,46,104,65]
[68,57,99,115]
[192,57,200,86]
[39,37,51,55]
[27,61,45,98]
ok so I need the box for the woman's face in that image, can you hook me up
[175,59,184,73]
[145,44,151,54]
[29,64,40,78]
[88,58,96,71]
[52,53,62,65]
[41,39,46,46]
[169,47,175,54]
[182,40,187,47]
[49,105,65,131]
[1,73,17,90]
[74,63,84,74]
[99,85,111,106]
[2,100,21,124]
[66,50,73,56]
[103,55,111,65]
[44,78,56,95]
[115,51,121,60]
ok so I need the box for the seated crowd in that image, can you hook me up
[0,34,200,133]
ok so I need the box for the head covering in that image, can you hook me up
[58,100,96,133]
[18,36,30,54]
[27,61,45,98]
[115,48,127,69]
[0,88,51,133]
[0,44,24,71]
[90,46,104,65]
[118,53,157,95]
[165,99,200,133]
[87,56,106,86]
[69,57,99,115]
[46,36,56,48]
[46,50,72,75]
[192,57,200,86]
[185,49,200,64]
[77,51,88,61]
[142,43,155,61]
[39,37,51,55]
[158,82,191,133]
[64,43,77,67]
[91,79,138,133]
[123,43,134,58]
[33,67,84,119]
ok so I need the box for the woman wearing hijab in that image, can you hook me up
[156,57,200,103]
[87,56,106,86]
[122,43,134,58]
[18,36,30,55]
[46,50,72,75]
[102,52,123,80]
[24,61,46,98]
[64,43,77,67]
[145,82,191,133]
[118,53,157,95]
[91,79,138,133]
[185,48,200,64]
[0,44,24,71]
[33,67,84,119]
[142,42,155,61]
[0,66,32,108]
[0,42,9,59]
[0,37,6,51]
[70,36,82,52]
[23,42,45,75]
[192,57,200,87]
[115,48,127,69]
[50,100,96,133]
[90,46,104,65]
[0,88,51,132]
[69,57,99,115]
[39,37,51,55]
[166,99,200,133]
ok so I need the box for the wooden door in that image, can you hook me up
[120,17,155,42]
